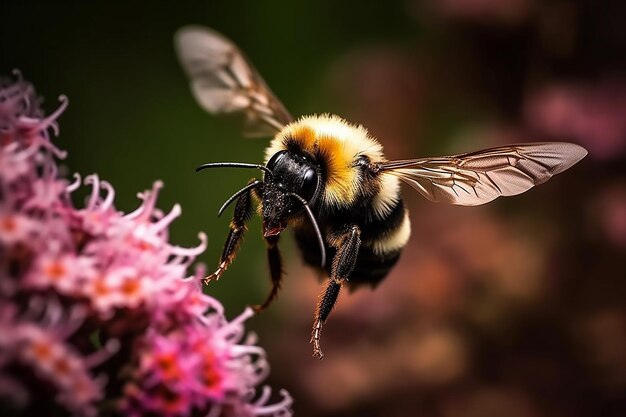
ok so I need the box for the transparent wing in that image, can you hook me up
[174,25,293,137]
[378,142,587,206]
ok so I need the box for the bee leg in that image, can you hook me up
[251,234,283,313]
[311,224,361,359]
[204,180,256,284]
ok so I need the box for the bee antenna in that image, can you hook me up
[217,180,262,217]
[288,193,326,269]
[196,162,273,178]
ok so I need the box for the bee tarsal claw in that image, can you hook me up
[310,320,324,359]
[312,345,324,360]
[202,273,218,285]
[203,265,227,285]
[250,304,264,314]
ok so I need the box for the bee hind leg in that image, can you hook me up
[311,224,361,359]
[252,235,283,313]
[205,179,257,284]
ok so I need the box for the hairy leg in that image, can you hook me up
[204,179,257,283]
[252,234,283,313]
[311,224,361,359]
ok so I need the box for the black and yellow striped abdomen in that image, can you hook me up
[294,181,410,288]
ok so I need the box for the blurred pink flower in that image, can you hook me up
[0,301,114,416]
[525,79,626,160]
[0,73,292,417]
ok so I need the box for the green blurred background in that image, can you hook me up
[2,1,625,416]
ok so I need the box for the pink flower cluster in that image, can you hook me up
[0,72,292,417]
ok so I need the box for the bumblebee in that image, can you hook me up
[175,26,587,359]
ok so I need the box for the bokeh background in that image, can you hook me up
[2,1,625,416]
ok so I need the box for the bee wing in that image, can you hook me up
[174,25,293,137]
[378,142,587,206]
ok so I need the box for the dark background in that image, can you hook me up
[2,1,625,416]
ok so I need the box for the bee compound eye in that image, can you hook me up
[266,150,288,170]
[300,168,318,202]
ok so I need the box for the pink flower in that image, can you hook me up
[0,72,292,417]
[0,210,36,245]
[24,252,95,295]
[0,300,115,417]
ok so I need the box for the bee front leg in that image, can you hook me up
[205,180,256,284]
[311,224,361,359]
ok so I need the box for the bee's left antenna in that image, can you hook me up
[196,162,273,177]
[217,180,262,217]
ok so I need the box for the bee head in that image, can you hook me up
[262,150,321,237]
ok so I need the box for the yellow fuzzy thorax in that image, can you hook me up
[265,114,385,208]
